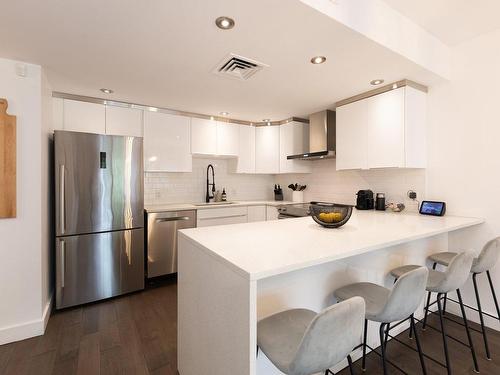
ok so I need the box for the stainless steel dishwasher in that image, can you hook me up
[146,210,197,277]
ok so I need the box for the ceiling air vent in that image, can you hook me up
[213,53,268,81]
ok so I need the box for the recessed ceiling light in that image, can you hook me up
[370,79,384,86]
[219,111,229,116]
[210,116,215,120]
[215,16,235,30]
[310,56,326,64]
[392,83,398,89]
[100,88,114,94]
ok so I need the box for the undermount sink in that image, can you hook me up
[193,201,236,207]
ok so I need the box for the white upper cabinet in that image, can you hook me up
[105,105,143,137]
[232,125,256,173]
[191,118,217,155]
[279,121,312,174]
[216,122,239,156]
[336,86,426,170]
[144,111,192,172]
[63,99,106,134]
[255,126,280,174]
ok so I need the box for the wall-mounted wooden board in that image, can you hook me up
[0,98,16,218]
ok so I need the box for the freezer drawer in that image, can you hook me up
[147,210,196,277]
[56,228,144,309]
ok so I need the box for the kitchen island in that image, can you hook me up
[177,211,483,375]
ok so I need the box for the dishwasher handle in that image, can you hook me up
[155,216,191,223]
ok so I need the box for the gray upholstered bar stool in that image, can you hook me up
[427,237,500,360]
[390,251,478,374]
[257,297,365,375]
[334,267,429,375]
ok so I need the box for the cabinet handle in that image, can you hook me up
[60,165,66,234]
[60,240,66,288]
[155,217,191,223]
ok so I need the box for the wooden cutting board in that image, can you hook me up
[0,98,16,218]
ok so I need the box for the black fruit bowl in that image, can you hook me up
[309,202,353,228]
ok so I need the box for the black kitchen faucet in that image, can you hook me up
[206,164,216,203]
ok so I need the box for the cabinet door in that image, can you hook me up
[63,99,105,134]
[233,125,255,173]
[279,121,311,174]
[106,105,143,137]
[255,126,280,174]
[335,99,368,170]
[247,205,267,222]
[144,111,192,172]
[266,206,279,221]
[191,118,217,155]
[216,122,239,156]
[367,88,405,168]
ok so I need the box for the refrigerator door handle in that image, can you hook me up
[59,164,66,234]
[60,239,66,288]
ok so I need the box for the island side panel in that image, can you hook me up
[256,234,447,374]
[178,234,257,375]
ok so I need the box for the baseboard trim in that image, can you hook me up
[0,293,54,345]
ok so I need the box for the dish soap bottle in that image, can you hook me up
[221,188,227,202]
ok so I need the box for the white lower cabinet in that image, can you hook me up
[197,206,248,227]
[144,111,192,172]
[266,206,279,221]
[247,205,267,223]
[255,126,280,174]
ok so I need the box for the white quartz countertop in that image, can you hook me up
[179,211,484,281]
[144,200,297,213]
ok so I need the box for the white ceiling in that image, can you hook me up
[382,0,500,46]
[0,0,441,121]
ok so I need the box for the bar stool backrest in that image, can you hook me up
[377,267,428,323]
[288,296,365,375]
[472,237,500,274]
[438,250,475,293]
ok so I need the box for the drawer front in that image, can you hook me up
[197,206,248,219]
[197,214,247,228]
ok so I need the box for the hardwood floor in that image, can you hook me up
[1,278,499,374]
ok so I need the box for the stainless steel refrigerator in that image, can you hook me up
[54,131,144,309]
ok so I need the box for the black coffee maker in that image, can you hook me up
[356,190,374,210]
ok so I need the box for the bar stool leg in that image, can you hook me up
[362,319,368,371]
[422,263,437,330]
[473,273,491,360]
[457,288,480,373]
[486,270,500,321]
[347,355,355,375]
[436,293,452,375]
[379,323,388,375]
[443,293,448,315]
[411,314,427,375]
[422,291,432,330]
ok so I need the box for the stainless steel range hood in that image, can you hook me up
[287,110,336,160]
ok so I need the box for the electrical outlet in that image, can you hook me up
[407,190,417,200]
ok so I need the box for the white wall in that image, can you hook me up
[145,157,275,205]
[426,29,500,330]
[274,159,425,210]
[0,58,52,344]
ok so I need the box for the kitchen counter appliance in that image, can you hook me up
[356,190,374,210]
[55,131,144,309]
[147,210,196,277]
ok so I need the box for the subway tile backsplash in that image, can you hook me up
[145,157,425,210]
[144,158,275,205]
[274,159,425,210]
